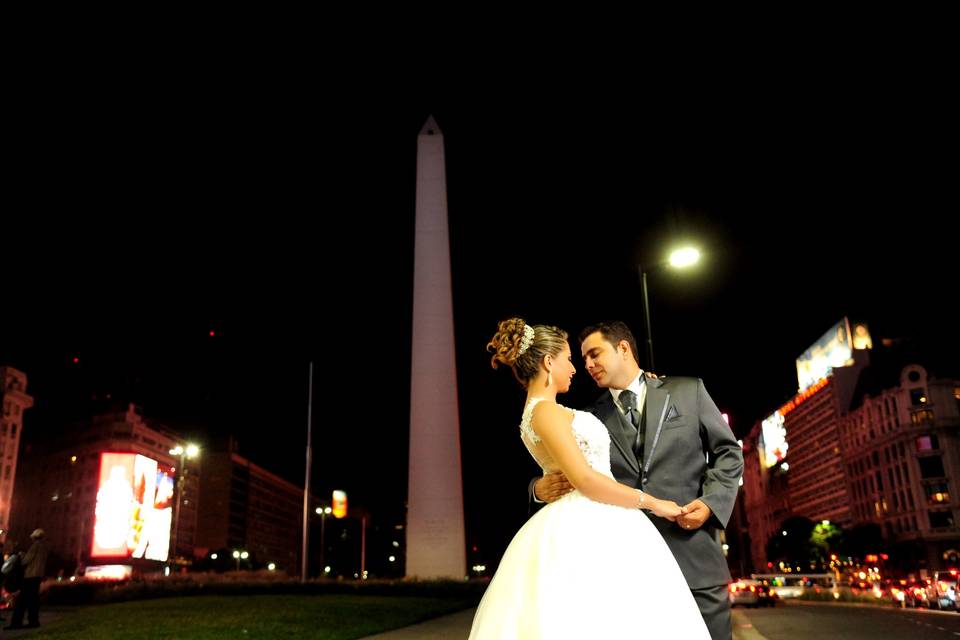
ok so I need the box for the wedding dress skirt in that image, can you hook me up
[468,487,710,638]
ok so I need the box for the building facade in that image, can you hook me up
[782,378,855,529]
[194,446,304,575]
[744,349,960,574]
[742,425,792,572]
[0,366,33,537]
[9,403,199,573]
[840,364,960,570]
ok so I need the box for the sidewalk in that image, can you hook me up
[732,608,771,640]
[358,607,476,639]
[0,606,72,637]
[360,606,764,640]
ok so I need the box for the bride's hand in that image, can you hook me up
[650,498,682,522]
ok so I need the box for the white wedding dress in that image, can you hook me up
[468,398,710,639]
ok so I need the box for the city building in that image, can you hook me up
[194,441,304,575]
[9,403,199,574]
[840,362,960,570]
[743,317,960,574]
[0,366,33,537]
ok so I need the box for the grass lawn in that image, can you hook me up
[31,593,478,639]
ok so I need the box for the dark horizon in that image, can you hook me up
[4,97,958,563]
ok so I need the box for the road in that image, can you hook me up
[733,601,960,640]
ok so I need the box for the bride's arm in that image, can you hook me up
[531,403,681,520]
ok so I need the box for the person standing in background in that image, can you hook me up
[5,528,47,630]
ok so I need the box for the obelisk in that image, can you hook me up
[405,115,466,579]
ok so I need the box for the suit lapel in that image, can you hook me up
[595,395,641,475]
[643,379,669,472]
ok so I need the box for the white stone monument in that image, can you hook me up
[405,116,466,579]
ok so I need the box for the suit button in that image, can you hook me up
[641,478,649,484]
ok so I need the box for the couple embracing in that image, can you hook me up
[469,319,743,640]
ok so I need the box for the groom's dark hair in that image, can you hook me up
[578,321,640,366]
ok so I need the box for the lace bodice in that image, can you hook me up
[519,397,614,479]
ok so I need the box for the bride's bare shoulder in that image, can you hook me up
[531,401,575,427]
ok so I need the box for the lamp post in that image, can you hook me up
[638,267,655,372]
[169,443,200,566]
[637,247,701,372]
[232,549,249,571]
[315,506,332,575]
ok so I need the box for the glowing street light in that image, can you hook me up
[169,442,200,566]
[316,505,333,575]
[668,247,701,268]
[232,549,249,571]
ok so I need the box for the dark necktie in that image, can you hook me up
[620,389,641,429]
[619,389,644,459]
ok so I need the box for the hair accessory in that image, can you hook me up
[518,324,535,355]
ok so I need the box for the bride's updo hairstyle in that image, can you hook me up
[487,317,568,388]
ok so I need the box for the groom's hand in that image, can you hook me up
[676,499,712,531]
[534,473,573,503]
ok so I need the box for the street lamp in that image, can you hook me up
[232,549,249,571]
[638,246,702,371]
[315,506,333,575]
[169,442,200,566]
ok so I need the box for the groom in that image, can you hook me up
[531,321,743,640]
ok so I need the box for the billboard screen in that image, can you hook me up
[759,377,831,469]
[333,490,347,519]
[796,318,854,392]
[760,410,788,469]
[92,453,174,561]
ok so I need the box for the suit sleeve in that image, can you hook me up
[696,379,743,528]
[528,477,546,515]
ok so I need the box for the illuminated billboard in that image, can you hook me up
[796,318,854,392]
[760,377,830,468]
[760,410,787,468]
[333,490,347,519]
[851,322,873,350]
[92,453,174,561]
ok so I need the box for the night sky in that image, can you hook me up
[3,72,958,565]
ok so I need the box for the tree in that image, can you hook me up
[810,521,843,567]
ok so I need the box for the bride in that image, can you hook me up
[469,318,710,639]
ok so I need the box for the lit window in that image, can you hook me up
[925,483,951,505]
[910,389,927,406]
[916,434,939,451]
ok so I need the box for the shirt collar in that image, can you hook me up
[610,371,645,405]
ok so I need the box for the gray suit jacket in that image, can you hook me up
[529,376,743,590]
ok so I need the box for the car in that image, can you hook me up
[887,579,910,606]
[768,577,804,599]
[903,581,930,608]
[927,570,958,611]
[729,579,777,607]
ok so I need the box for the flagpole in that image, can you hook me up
[301,361,313,582]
